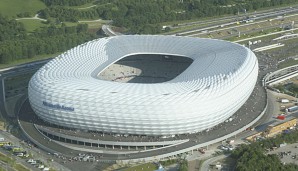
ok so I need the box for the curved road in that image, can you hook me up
[17,78,266,162]
[200,154,229,171]
[15,14,46,21]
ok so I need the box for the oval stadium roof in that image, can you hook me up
[28,35,258,135]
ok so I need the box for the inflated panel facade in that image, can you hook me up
[28,35,258,135]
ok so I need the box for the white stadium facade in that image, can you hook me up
[28,35,258,136]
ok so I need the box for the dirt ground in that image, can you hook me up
[188,160,201,171]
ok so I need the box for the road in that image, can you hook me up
[101,25,122,36]
[184,31,293,170]
[0,79,7,119]
[0,130,71,171]
[17,77,266,162]
[15,14,46,21]
[0,15,273,170]
[200,154,229,171]
[195,84,297,171]
[174,5,298,36]
[195,90,276,171]
[0,60,70,171]
[0,54,267,165]
[78,5,96,10]
[186,11,298,40]
[172,5,298,30]
[0,60,48,119]
[234,27,298,43]
[0,160,14,171]
[1,5,291,168]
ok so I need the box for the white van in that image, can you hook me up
[43,167,50,171]
[16,153,23,157]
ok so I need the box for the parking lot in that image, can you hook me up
[0,130,71,171]
[269,143,298,164]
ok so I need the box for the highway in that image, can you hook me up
[265,64,298,86]
[0,4,297,169]
[185,11,298,39]
[234,27,298,43]
[0,34,268,165]
[173,5,298,36]
[0,60,48,119]
[195,59,298,171]
[101,25,122,36]
[172,6,298,29]
[16,77,267,163]
[0,25,269,169]
[0,59,72,171]
[0,130,70,171]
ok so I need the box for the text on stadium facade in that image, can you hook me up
[42,101,74,111]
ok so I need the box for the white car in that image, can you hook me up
[220,145,229,150]
[38,165,45,169]
[16,153,23,157]
[27,159,34,163]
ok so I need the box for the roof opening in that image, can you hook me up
[98,54,193,83]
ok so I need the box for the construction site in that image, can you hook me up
[246,118,297,142]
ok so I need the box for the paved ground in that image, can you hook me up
[15,14,46,21]
[0,130,70,171]
[200,154,228,171]
[190,89,298,171]
[186,138,247,171]
[15,77,267,171]
[18,79,266,157]
[188,159,201,171]
[268,142,298,165]
[0,35,274,171]
[2,8,291,170]
[0,159,15,171]
[165,164,178,171]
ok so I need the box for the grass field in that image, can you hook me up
[0,152,13,164]
[0,0,46,18]
[124,163,157,171]
[279,59,298,69]
[0,53,59,69]
[5,71,33,95]
[63,22,80,27]
[14,163,30,171]
[17,19,48,32]
[16,20,102,33]
[0,153,31,171]
[78,21,103,29]
[68,2,96,10]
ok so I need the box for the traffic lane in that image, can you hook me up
[0,78,7,118]
[25,87,265,160]
[0,131,70,171]
[178,7,298,36]
[122,84,266,159]
[175,6,298,35]
[200,154,229,171]
[108,90,266,160]
[0,65,43,118]
[0,149,39,171]
[17,80,266,161]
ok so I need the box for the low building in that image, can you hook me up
[263,118,297,138]
[246,117,297,141]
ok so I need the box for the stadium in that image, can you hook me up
[28,35,258,136]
